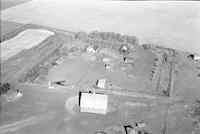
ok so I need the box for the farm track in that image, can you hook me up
[161,105,169,134]
[154,50,177,97]
[75,58,96,89]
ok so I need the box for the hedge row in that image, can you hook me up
[75,31,139,46]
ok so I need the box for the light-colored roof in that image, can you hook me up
[102,58,110,63]
[122,46,128,50]
[80,93,108,110]
[97,79,106,88]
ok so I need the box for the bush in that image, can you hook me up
[143,44,152,50]
[89,31,101,39]
[75,31,88,40]
[88,31,139,46]
[122,35,139,46]
[39,67,48,75]
[0,83,11,95]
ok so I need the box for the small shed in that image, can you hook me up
[80,92,108,115]
[120,45,128,54]
[194,55,200,61]
[188,54,200,61]
[105,64,111,69]
[96,79,106,89]
[122,46,128,51]
[48,82,55,90]
[102,58,110,63]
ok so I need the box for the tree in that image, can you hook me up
[75,31,88,40]
[0,83,11,95]
[89,31,100,39]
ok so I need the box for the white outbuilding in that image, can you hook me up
[105,64,111,69]
[188,54,200,61]
[194,55,200,61]
[86,46,96,53]
[102,58,110,63]
[96,79,106,89]
[80,92,108,115]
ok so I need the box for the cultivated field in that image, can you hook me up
[0,0,32,10]
[0,21,25,37]
[1,0,200,53]
[1,29,54,60]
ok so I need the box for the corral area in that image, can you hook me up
[1,21,200,134]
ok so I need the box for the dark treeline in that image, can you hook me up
[75,31,139,46]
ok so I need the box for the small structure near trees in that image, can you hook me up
[105,64,111,69]
[120,45,128,55]
[48,80,66,91]
[124,120,148,134]
[48,82,55,90]
[86,46,96,53]
[124,125,136,134]
[123,57,134,64]
[102,58,110,63]
[96,79,106,89]
[194,55,200,61]
[188,54,200,61]
[80,92,108,115]
[102,58,111,70]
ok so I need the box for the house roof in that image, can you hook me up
[80,93,108,110]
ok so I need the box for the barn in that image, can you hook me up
[80,92,108,115]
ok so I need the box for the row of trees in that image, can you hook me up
[75,31,139,46]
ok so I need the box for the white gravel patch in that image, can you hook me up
[65,96,79,115]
